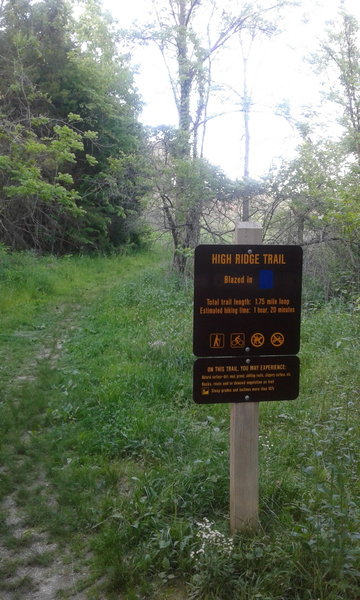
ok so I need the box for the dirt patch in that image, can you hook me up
[0,303,97,599]
[0,495,91,599]
[11,303,82,383]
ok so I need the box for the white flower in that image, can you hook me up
[148,340,166,348]
[192,518,234,560]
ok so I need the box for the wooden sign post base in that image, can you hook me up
[230,222,262,533]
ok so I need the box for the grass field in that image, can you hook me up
[0,245,359,599]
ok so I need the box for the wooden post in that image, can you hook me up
[230,222,262,533]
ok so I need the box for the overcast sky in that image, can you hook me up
[103,0,360,179]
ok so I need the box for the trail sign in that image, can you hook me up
[193,356,300,404]
[193,245,302,357]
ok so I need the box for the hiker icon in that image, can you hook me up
[210,333,225,349]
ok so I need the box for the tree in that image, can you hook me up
[137,0,289,271]
[0,0,85,250]
[0,0,147,252]
[266,132,360,301]
[269,140,342,243]
[319,12,360,164]
[145,126,238,251]
[259,9,360,302]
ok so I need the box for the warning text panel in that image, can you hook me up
[193,356,300,404]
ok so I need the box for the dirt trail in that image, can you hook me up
[0,495,90,600]
[0,303,98,599]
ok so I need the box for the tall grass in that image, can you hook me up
[0,243,156,332]
[0,247,359,599]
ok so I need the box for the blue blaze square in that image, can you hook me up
[259,269,274,289]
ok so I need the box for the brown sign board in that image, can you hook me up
[193,245,302,357]
[193,356,300,404]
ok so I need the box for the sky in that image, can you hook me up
[102,0,360,180]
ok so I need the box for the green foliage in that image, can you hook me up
[319,12,360,162]
[147,126,238,272]
[0,249,359,598]
[1,120,84,206]
[264,10,360,302]
[0,0,147,253]
[269,139,360,304]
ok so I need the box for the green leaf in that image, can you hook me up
[67,113,83,122]
[83,130,98,140]
[55,173,74,185]
[85,154,98,166]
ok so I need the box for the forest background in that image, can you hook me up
[0,0,359,300]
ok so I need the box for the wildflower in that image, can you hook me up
[148,340,166,348]
[191,518,234,559]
